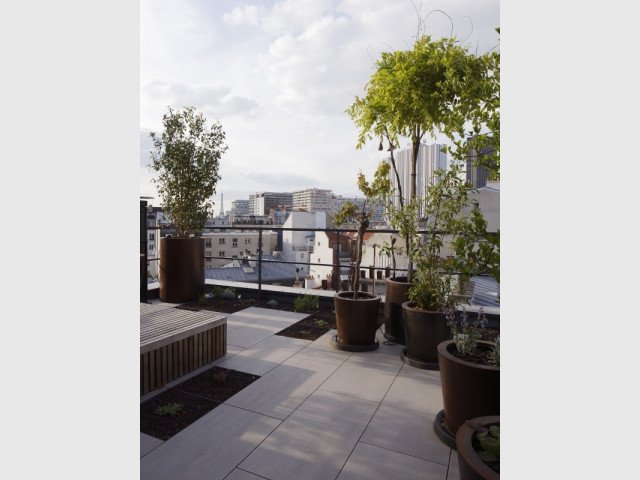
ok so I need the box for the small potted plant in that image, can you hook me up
[149,106,228,303]
[331,161,390,351]
[456,416,500,480]
[434,306,500,448]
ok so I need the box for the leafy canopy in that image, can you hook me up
[149,106,228,237]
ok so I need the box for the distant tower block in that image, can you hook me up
[220,193,224,216]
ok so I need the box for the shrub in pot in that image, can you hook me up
[331,161,390,351]
[434,307,500,448]
[400,161,477,369]
[148,106,228,303]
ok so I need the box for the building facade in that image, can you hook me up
[465,137,497,189]
[202,230,278,268]
[388,142,448,209]
[252,192,293,216]
[292,188,333,213]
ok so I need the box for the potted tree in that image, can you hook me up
[346,34,481,345]
[148,106,228,303]
[331,161,390,351]
[434,307,500,449]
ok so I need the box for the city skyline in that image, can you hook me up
[140,0,500,209]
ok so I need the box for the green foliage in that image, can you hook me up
[314,319,328,327]
[293,294,319,312]
[476,425,500,461]
[347,32,499,282]
[154,403,183,416]
[406,162,477,311]
[212,286,225,298]
[333,161,391,296]
[450,208,500,286]
[378,236,403,276]
[149,106,228,237]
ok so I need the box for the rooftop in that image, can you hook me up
[140,300,466,479]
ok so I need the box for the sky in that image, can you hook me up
[140,0,500,211]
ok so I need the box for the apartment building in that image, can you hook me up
[202,230,278,268]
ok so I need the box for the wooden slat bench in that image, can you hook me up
[140,303,227,395]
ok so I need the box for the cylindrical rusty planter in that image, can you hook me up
[383,276,414,345]
[435,340,500,447]
[159,237,205,303]
[400,302,451,369]
[332,291,381,351]
[456,415,500,480]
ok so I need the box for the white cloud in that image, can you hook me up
[141,0,500,206]
[141,79,261,128]
[222,5,266,26]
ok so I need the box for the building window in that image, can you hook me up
[245,238,251,244]
[232,238,238,247]
[219,251,225,257]
[300,253,304,259]
[219,238,225,244]
[205,239,211,247]
[149,233,155,241]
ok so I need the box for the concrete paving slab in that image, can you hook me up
[215,335,311,376]
[448,451,460,480]
[225,355,340,420]
[319,349,403,403]
[140,433,163,457]
[140,404,280,480]
[337,442,449,480]
[224,469,266,480]
[227,314,304,348]
[360,365,450,465]
[238,389,379,480]
[293,337,353,366]
[244,307,309,321]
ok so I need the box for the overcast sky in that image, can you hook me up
[140,0,500,211]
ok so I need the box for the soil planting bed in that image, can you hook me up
[140,366,260,441]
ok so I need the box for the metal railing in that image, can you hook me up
[143,224,406,296]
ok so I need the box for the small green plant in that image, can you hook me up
[267,299,279,306]
[314,319,328,327]
[444,306,499,366]
[154,403,183,416]
[212,286,225,298]
[299,329,311,335]
[221,287,236,299]
[293,294,319,312]
[444,306,488,357]
[198,294,206,305]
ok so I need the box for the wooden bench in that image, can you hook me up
[140,303,227,395]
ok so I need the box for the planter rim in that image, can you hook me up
[160,236,204,241]
[334,291,380,301]
[437,339,500,371]
[456,415,500,480]
[385,276,414,284]
[401,300,441,314]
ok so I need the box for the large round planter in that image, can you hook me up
[434,340,500,448]
[383,276,414,344]
[159,237,205,303]
[400,302,451,370]
[332,291,381,351]
[456,416,500,480]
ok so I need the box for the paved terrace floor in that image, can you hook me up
[140,304,461,480]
